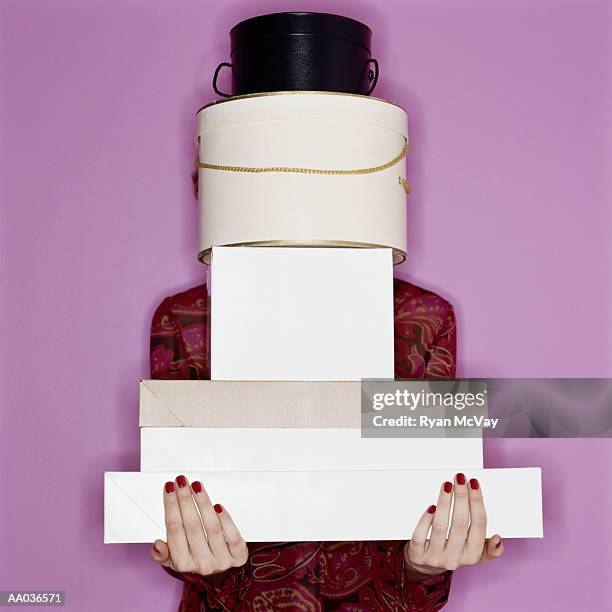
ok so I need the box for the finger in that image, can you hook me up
[427,480,454,555]
[213,503,249,565]
[163,480,192,571]
[408,504,436,561]
[191,481,233,566]
[464,477,487,564]
[482,535,504,562]
[174,475,214,564]
[446,473,470,556]
[150,539,171,566]
[191,170,199,199]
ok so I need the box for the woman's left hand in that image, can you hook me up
[404,473,504,576]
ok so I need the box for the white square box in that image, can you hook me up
[209,247,394,381]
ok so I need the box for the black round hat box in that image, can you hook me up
[213,12,379,97]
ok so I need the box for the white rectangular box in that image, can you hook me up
[104,468,542,543]
[209,247,395,381]
[140,428,483,471]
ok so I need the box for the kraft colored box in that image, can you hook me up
[104,468,543,543]
[209,247,395,381]
[139,379,364,428]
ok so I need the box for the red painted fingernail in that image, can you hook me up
[192,481,202,493]
[176,475,187,488]
[456,473,466,485]
[443,481,453,493]
[427,504,436,514]
[496,538,503,548]
[214,503,223,514]
[470,478,479,490]
[165,481,174,493]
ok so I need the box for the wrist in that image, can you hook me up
[403,544,448,580]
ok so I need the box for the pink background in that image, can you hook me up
[1,0,611,610]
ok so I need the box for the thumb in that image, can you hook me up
[150,539,171,565]
[481,535,504,563]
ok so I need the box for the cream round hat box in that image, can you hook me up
[196,91,409,264]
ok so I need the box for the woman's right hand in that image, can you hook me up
[150,475,249,576]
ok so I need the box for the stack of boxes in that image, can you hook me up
[105,13,542,545]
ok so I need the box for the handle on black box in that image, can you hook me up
[212,62,232,98]
[364,58,379,95]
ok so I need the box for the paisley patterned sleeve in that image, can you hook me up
[365,541,452,610]
[150,286,210,380]
[161,565,246,610]
[150,297,184,379]
[424,304,456,379]
[399,549,453,610]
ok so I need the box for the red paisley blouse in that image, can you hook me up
[150,278,456,611]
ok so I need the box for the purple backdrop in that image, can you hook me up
[1,0,611,610]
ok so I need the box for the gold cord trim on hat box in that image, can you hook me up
[195,140,411,192]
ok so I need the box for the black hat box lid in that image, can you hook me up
[230,12,372,53]
[213,12,379,97]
